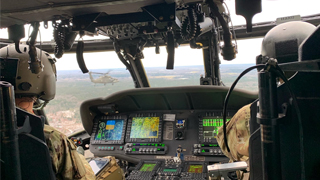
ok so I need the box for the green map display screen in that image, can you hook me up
[130,117,160,138]
[94,119,124,141]
[203,118,230,138]
[188,165,203,173]
[139,163,156,171]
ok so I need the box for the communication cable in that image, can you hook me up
[222,63,303,178]
[222,64,265,154]
[272,66,304,179]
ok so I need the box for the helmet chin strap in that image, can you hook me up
[33,100,48,110]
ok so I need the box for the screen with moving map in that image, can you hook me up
[187,165,203,173]
[130,117,160,138]
[94,119,124,141]
[139,163,156,171]
[202,118,230,138]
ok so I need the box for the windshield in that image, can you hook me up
[1,0,318,135]
[225,0,320,26]
[45,53,134,135]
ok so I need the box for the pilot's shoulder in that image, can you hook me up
[43,124,68,142]
[239,104,251,112]
[44,124,60,132]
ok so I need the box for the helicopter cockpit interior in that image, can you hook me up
[1,0,320,180]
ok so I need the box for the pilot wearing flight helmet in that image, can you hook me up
[215,21,316,179]
[0,44,95,180]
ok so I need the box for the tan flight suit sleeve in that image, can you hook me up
[44,125,96,180]
[216,104,251,161]
[216,104,251,179]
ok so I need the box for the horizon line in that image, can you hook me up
[57,64,255,71]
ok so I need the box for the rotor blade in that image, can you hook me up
[106,70,112,74]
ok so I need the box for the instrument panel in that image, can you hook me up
[89,110,233,163]
[80,86,257,164]
[81,86,257,179]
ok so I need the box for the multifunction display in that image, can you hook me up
[139,163,157,171]
[199,117,231,143]
[188,165,203,173]
[126,115,163,143]
[91,116,127,145]
[202,118,230,138]
[130,117,160,139]
[95,119,124,141]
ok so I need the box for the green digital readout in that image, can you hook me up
[140,163,156,171]
[202,118,230,138]
[203,118,230,127]
[163,169,177,172]
[188,165,203,173]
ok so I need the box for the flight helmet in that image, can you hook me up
[261,21,316,64]
[0,44,56,101]
[260,21,316,78]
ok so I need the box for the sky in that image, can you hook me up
[1,0,319,70]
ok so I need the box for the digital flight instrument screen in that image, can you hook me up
[94,119,124,141]
[187,165,203,173]
[139,163,156,171]
[202,118,230,138]
[130,117,160,138]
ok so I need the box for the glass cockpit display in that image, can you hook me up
[187,165,203,173]
[94,119,124,141]
[202,118,230,138]
[139,163,157,171]
[130,117,160,138]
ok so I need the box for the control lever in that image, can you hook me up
[207,161,247,180]
[175,145,183,163]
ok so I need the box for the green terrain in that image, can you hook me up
[45,64,258,134]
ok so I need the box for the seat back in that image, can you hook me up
[16,108,56,180]
[249,72,320,179]
[248,100,263,180]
